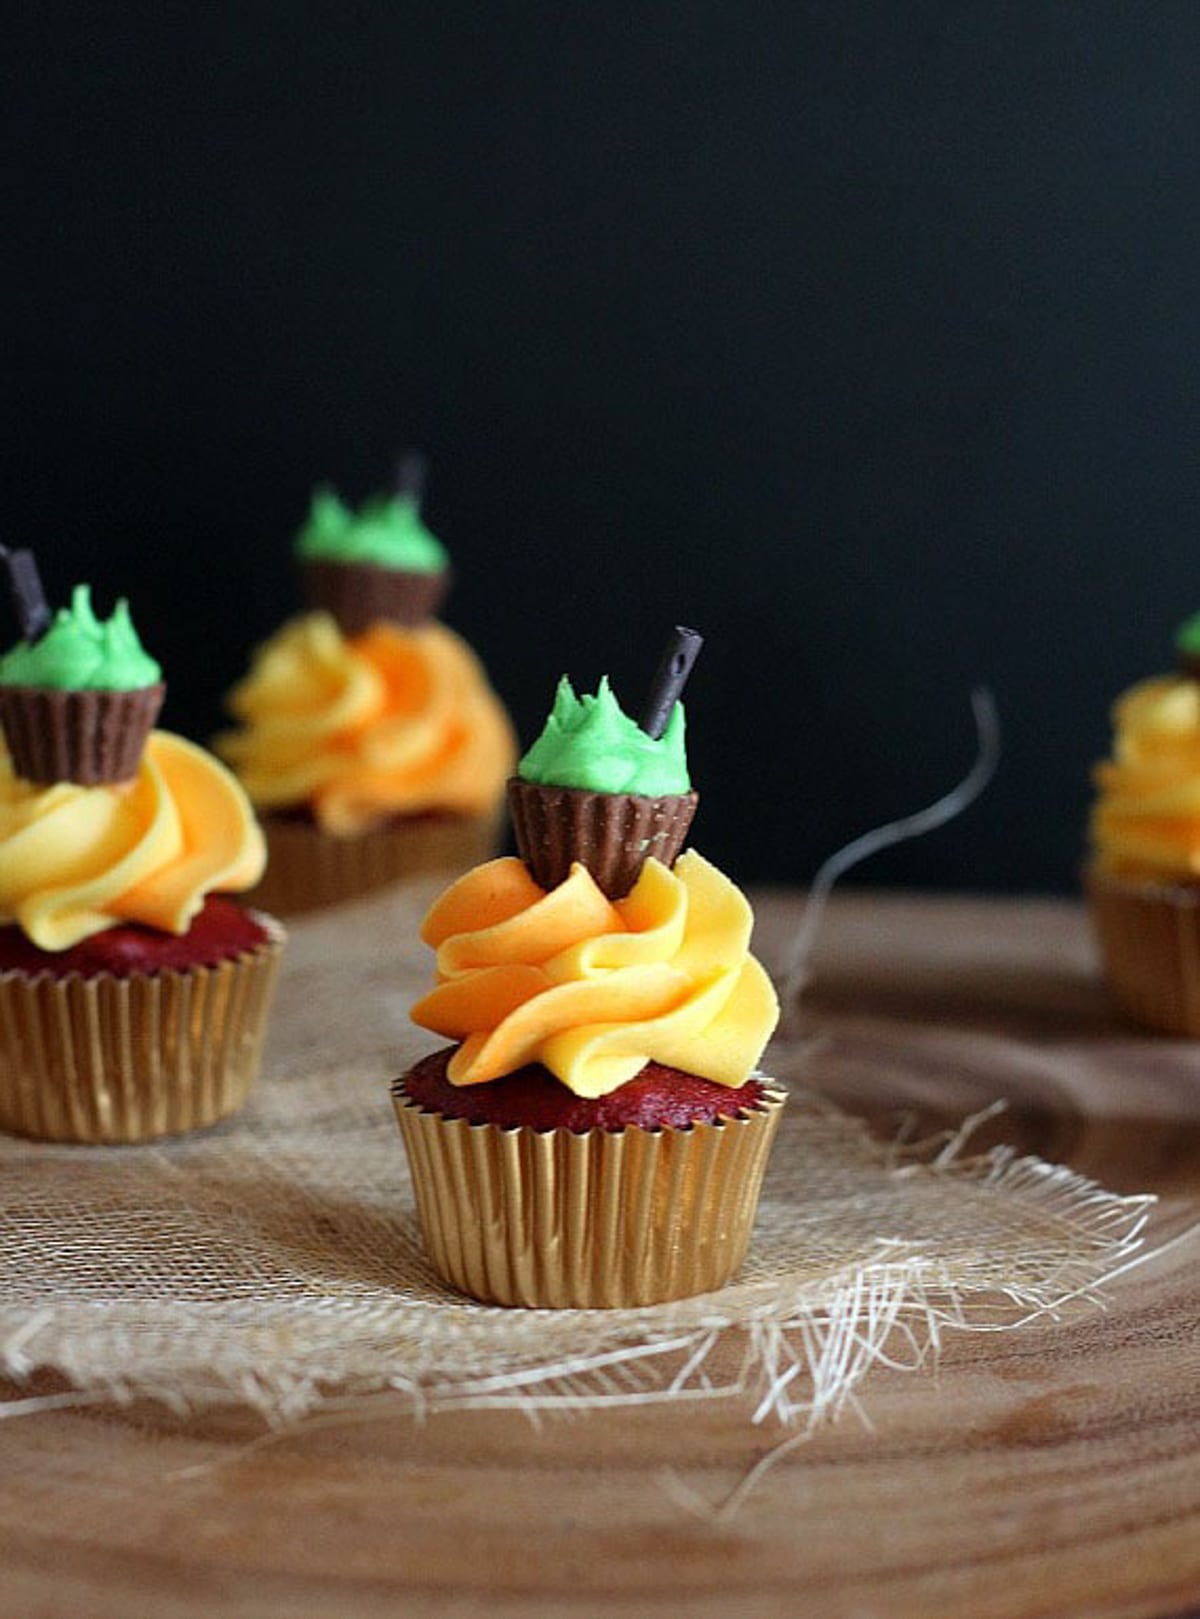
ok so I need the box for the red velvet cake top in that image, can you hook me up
[399,1045,767,1133]
[0,896,271,980]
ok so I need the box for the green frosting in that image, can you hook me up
[295,487,448,573]
[1176,612,1200,657]
[0,585,161,691]
[518,677,690,795]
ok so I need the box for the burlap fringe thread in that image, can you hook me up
[0,1078,1154,1431]
[0,697,1158,1432]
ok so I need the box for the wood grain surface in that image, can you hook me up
[2,891,1198,1619]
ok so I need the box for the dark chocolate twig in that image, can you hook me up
[641,626,703,739]
[0,545,52,642]
[395,449,429,505]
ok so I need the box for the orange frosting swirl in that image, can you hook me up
[1091,674,1200,880]
[216,614,516,836]
[410,850,779,1098]
[0,731,265,951]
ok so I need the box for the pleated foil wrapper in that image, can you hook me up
[1086,866,1200,1036]
[391,1080,785,1308]
[247,809,504,917]
[301,560,450,636]
[507,779,699,899]
[0,682,165,785]
[0,914,285,1143]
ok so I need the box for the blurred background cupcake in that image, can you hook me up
[216,454,516,915]
[1087,613,1200,1035]
[0,552,283,1142]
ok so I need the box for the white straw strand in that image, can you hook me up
[780,686,1001,1011]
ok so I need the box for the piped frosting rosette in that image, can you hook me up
[1,731,265,949]
[411,850,778,1097]
[216,613,516,911]
[1090,676,1200,880]
[218,614,514,834]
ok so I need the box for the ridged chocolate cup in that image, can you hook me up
[301,560,450,635]
[507,778,698,898]
[0,682,165,785]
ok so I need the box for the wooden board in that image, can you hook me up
[2,892,1198,1619]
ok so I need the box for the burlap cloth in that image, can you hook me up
[0,884,1153,1428]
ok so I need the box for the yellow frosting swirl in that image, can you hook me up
[216,614,516,835]
[1091,675,1200,880]
[0,731,266,950]
[410,850,779,1098]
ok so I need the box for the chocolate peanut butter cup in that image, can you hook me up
[296,455,450,634]
[508,777,697,898]
[1,682,165,785]
[511,627,703,897]
[0,561,165,785]
[301,559,449,635]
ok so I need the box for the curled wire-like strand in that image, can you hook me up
[780,687,1001,1010]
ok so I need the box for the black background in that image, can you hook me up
[6,3,1199,890]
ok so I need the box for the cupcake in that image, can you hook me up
[0,563,283,1143]
[216,457,516,915]
[393,631,784,1308]
[1087,613,1200,1034]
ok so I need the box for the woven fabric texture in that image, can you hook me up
[0,884,1153,1427]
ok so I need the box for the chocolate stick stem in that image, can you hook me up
[395,450,429,505]
[641,626,703,739]
[0,546,51,642]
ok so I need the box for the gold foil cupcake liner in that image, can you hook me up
[1086,867,1200,1036]
[507,778,699,898]
[248,810,504,916]
[391,1081,785,1308]
[0,682,165,785]
[0,915,284,1143]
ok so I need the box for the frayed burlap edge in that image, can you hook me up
[0,1091,1155,1432]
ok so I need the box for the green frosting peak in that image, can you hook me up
[0,585,162,691]
[1176,612,1200,658]
[518,676,691,795]
[295,486,448,574]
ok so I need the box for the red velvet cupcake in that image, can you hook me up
[0,564,283,1143]
[393,636,784,1308]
